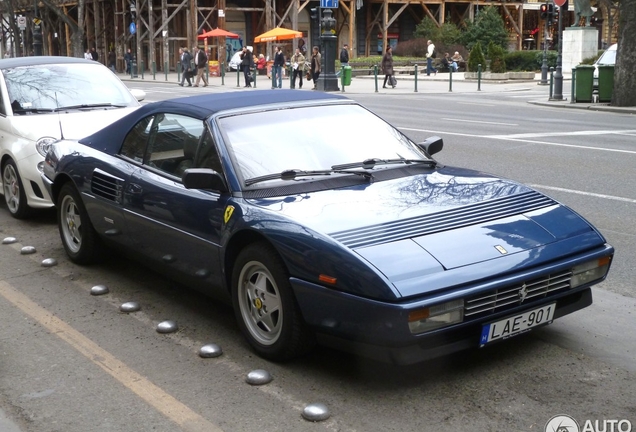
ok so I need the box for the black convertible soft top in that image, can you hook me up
[79,90,348,154]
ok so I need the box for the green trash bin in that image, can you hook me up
[342,66,352,86]
[575,65,594,103]
[597,64,614,103]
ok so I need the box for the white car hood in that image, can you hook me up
[9,107,139,142]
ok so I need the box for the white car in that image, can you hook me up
[0,56,145,218]
[593,43,617,89]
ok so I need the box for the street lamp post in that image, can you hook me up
[318,8,339,91]
[33,0,43,56]
[552,2,565,100]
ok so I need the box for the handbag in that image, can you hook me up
[390,75,397,86]
[306,71,312,81]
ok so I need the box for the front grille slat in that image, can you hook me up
[464,270,573,318]
[331,191,556,249]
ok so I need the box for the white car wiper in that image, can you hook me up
[245,168,374,186]
[331,158,436,170]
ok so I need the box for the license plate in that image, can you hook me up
[480,303,555,347]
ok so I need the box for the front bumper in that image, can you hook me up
[1,152,53,209]
[291,244,612,365]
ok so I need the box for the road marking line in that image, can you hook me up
[441,118,518,126]
[398,127,636,154]
[529,184,636,204]
[486,129,636,139]
[0,281,223,432]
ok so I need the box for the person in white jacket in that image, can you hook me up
[426,40,438,76]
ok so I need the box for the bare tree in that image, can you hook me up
[613,0,636,106]
[1,0,23,56]
[38,0,87,57]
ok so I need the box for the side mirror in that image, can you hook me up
[182,168,228,192]
[417,136,443,156]
[130,88,146,102]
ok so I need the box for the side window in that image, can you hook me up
[144,113,205,177]
[195,130,223,173]
[120,116,154,162]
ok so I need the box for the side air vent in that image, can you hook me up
[330,191,556,249]
[91,168,124,204]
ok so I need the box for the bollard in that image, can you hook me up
[221,63,225,86]
[449,68,453,92]
[477,64,482,91]
[205,65,209,83]
[549,67,554,99]
[253,67,257,88]
[414,64,418,93]
[165,62,168,81]
[341,65,345,93]
[289,66,293,88]
[141,61,144,79]
[152,61,156,80]
[570,67,576,104]
[374,65,378,93]
[237,67,240,87]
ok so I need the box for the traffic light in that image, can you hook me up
[547,3,555,24]
[539,3,549,19]
[310,7,318,21]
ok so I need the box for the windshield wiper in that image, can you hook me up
[12,107,57,114]
[245,168,374,186]
[331,158,436,170]
[55,103,127,111]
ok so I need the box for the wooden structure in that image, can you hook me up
[0,0,617,71]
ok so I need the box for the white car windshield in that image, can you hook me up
[4,63,138,113]
[217,103,431,186]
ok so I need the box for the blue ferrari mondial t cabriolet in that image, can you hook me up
[41,90,613,365]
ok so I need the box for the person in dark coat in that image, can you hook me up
[240,46,254,88]
[193,46,209,87]
[108,50,116,72]
[178,47,193,86]
[90,47,99,61]
[381,46,395,88]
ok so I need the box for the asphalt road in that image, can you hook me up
[0,82,634,432]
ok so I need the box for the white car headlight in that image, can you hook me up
[36,136,58,157]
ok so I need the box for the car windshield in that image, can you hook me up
[596,47,616,65]
[217,103,430,186]
[3,63,138,113]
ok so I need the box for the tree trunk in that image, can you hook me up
[39,0,86,57]
[612,0,636,106]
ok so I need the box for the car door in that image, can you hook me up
[121,113,228,290]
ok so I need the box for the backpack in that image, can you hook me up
[432,49,437,59]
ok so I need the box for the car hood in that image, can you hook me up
[9,107,140,141]
[249,167,603,296]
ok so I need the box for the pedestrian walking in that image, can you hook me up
[90,47,99,61]
[84,49,92,60]
[124,48,133,74]
[108,50,116,72]
[381,46,395,88]
[290,48,305,89]
[310,46,321,90]
[178,47,193,87]
[272,46,285,89]
[426,40,438,76]
[193,46,209,87]
[339,43,349,66]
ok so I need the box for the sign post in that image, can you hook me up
[17,16,27,57]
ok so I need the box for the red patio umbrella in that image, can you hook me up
[198,28,239,39]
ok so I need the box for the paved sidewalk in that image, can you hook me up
[117,70,636,114]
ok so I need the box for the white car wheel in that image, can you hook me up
[2,159,30,219]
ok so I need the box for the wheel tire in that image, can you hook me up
[57,182,103,264]
[232,243,315,361]
[2,159,31,219]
